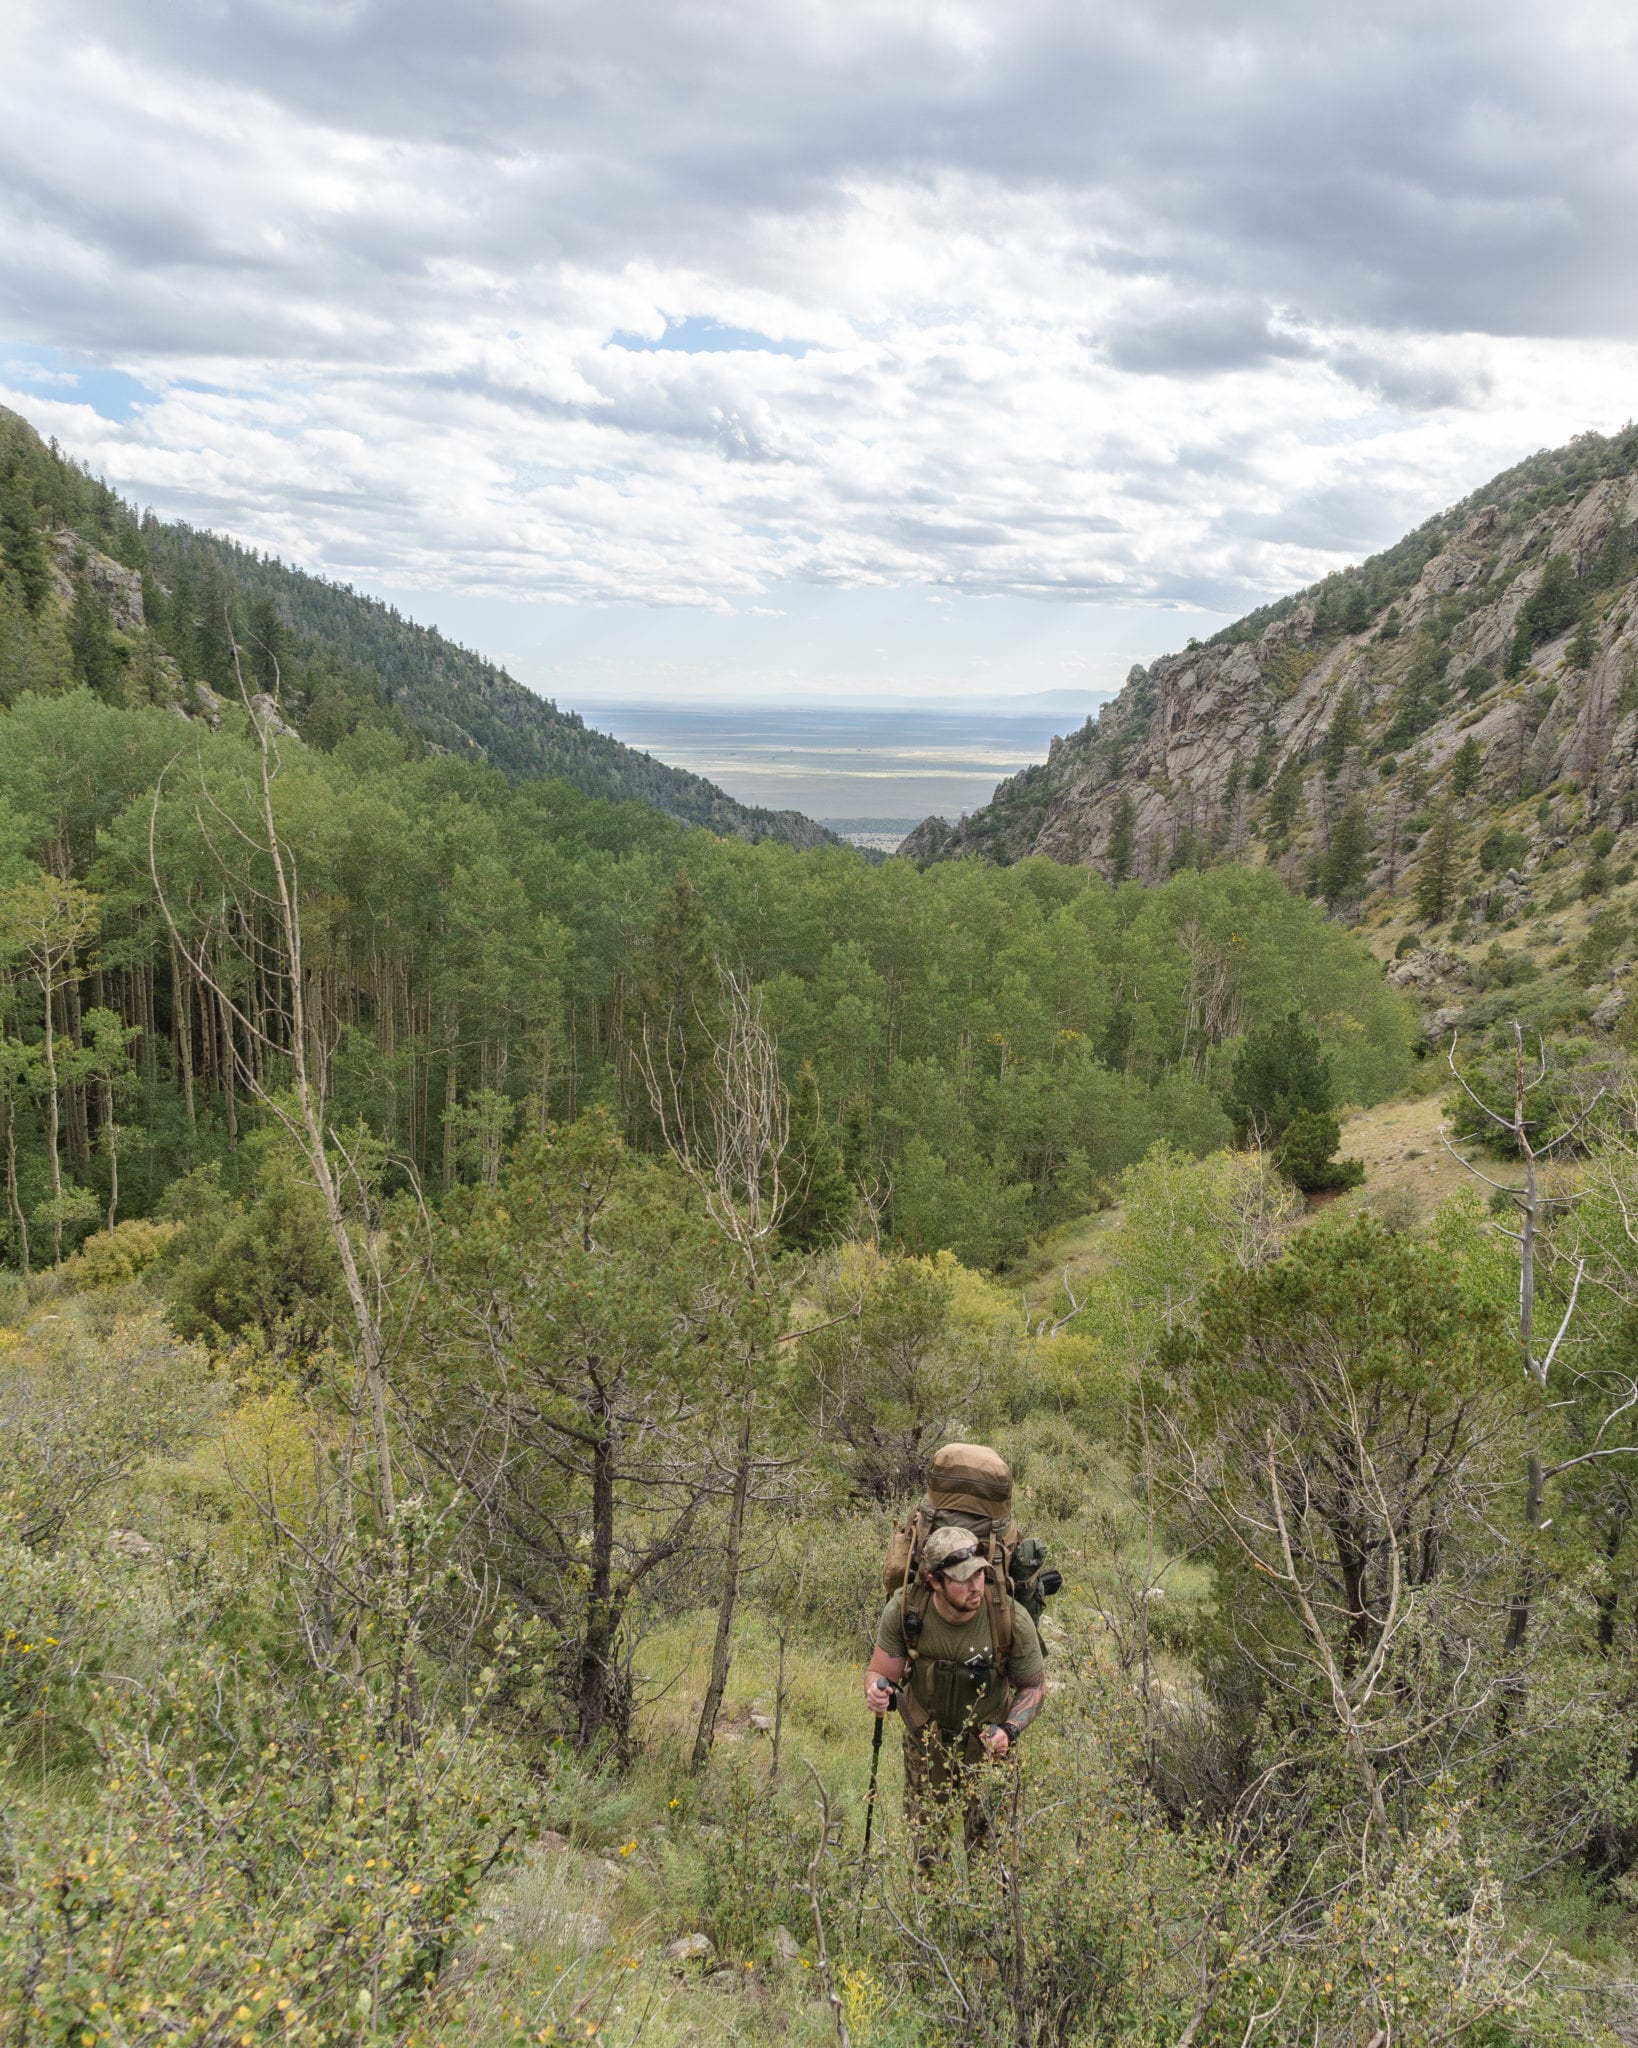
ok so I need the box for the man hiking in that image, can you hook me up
[864,1525,1047,1865]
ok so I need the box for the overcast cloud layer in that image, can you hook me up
[3,0,1638,660]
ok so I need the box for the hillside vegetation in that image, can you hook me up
[911,426,1638,1071]
[0,403,831,847]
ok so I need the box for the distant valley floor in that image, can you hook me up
[577,697,1099,832]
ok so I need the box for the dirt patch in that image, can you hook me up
[1334,1091,1481,1219]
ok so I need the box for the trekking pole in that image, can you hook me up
[856,1683,895,1937]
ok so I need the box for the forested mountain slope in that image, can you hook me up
[0,404,831,848]
[909,427,1638,1043]
[0,687,1415,1276]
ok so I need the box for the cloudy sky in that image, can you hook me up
[3,0,1637,704]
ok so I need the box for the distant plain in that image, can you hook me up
[578,693,1110,846]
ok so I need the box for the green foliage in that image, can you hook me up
[413,1116,766,1747]
[1450,733,1483,797]
[1479,826,1530,875]
[1264,755,1305,841]
[1225,1009,1334,1144]
[779,1061,853,1250]
[1508,614,1535,679]
[1568,608,1598,672]
[1526,552,1581,642]
[1576,909,1628,982]
[1319,796,1372,907]
[0,467,50,615]
[0,682,1417,1278]
[167,1139,348,1349]
[1445,1035,1618,1153]
[0,1655,522,2045]
[1414,799,1462,924]
[0,1300,214,1548]
[792,1244,1020,1503]
[1384,630,1448,746]
[1321,683,1362,777]
[1105,788,1136,882]
[1274,1106,1365,1192]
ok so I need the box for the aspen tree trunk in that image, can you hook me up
[62,975,90,1174]
[101,1074,118,1231]
[3,1099,28,1277]
[39,956,63,1263]
[171,939,196,1133]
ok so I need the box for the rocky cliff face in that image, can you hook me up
[908,430,1638,935]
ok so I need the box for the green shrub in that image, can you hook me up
[62,1216,181,1291]
[0,1656,523,2044]
[1274,1108,1366,1193]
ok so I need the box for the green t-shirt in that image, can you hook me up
[876,1587,1045,1734]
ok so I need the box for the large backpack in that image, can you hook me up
[883,1443,1060,1625]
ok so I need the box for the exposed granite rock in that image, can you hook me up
[918,437,1638,893]
[898,815,952,861]
[50,530,146,632]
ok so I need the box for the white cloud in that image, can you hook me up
[3,0,1637,622]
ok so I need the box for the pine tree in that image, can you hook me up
[1265,757,1305,842]
[1322,684,1362,779]
[1592,520,1631,590]
[1320,798,1372,907]
[1414,800,1461,925]
[1225,1009,1333,1144]
[780,1062,853,1250]
[1106,792,1136,883]
[1526,553,1578,640]
[248,592,288,693]
[1385,634,1445,745]
[69,574,121,702]
[1506,617,1533,679]
[0,470,51,614]
[1450,735,1482,798]
[1567,609,1597,673]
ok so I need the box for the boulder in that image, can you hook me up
[1592,987,1629,1034]
[665,1933,715,1966]
[771,1926,801,1963]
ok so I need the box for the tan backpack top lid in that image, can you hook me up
[924,1442,1012,1521]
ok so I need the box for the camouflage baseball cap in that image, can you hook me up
[922,1527,987,1582]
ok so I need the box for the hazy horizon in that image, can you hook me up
[579,694,1101,825]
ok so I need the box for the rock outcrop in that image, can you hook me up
[906,431,1638,903]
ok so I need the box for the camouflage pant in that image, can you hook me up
[902,1722,996,1867]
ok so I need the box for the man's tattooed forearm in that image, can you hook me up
[1008,1680,1045,1731]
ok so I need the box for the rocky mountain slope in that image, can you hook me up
[905,428,1638,1038]
[0,404,832,849]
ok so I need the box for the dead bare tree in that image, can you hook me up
[636,965,796,1769]
[149,626,400,1537]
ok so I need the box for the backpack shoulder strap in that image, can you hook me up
[897,1579,935,1733]
[984,1574,1014,1673]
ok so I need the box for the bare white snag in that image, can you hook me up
[149,624,397,1533]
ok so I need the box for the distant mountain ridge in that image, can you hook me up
[0,404,833,849]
